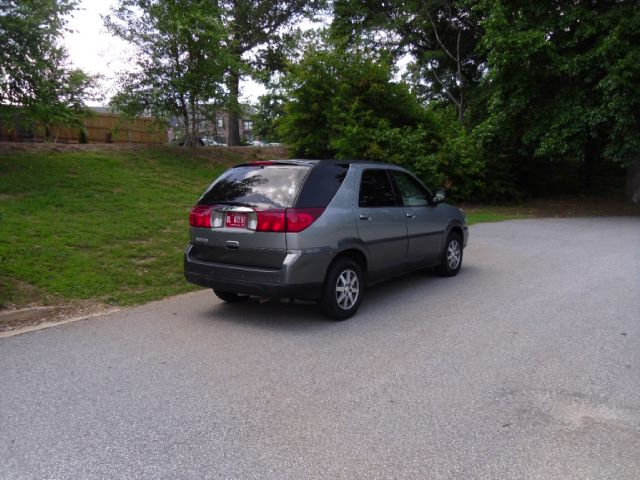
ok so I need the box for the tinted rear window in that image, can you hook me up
[294,163,349,208]
[358,169,398,207]
[198,165,309,209]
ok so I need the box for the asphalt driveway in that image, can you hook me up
[1,217,639,479]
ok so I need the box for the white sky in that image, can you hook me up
[62,0,266,106]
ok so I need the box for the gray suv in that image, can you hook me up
[184,160,468,319]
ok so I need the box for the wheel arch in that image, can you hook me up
[439,221,465,253]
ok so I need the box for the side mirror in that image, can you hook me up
[433,188,446,204]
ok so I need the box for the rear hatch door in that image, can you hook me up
[189,163,310,269]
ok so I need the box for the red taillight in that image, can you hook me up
[189,205,213,228]
[256,210,286,232]
[285,208,325,233]
[190,206,325,232]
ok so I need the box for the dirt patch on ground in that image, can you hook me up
[0,301,113,333]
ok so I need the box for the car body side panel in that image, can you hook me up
[351,165,408,278]
[284,164,361,285]
[403,205,446,266]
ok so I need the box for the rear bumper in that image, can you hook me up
[183,244,326,299]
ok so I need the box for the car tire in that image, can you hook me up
[213,290,249,303]
[437,232,463,277]
[320,258,364,320]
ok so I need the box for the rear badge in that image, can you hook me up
[195,237,209,243]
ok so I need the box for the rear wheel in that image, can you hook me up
[320,258,364,320]
[213,290,249,303]
[437,232,463,277]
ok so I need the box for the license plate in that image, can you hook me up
[225,212,247,228]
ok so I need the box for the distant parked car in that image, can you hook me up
[184,160,468,320]
[202,137,227,147]
[170,137,206,146]
[250,140,269,146]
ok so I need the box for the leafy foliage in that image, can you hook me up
[478,0,640,188]
[106,0,230,147]
[279,38,485,197]
[253,91,286,143]
[333,0,485,124]
[0,0,95,138]
[215,0,327,145]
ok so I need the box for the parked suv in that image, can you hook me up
[184,160,468,319]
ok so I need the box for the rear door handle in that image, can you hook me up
[405,212,415,219]
[359,214,371,220]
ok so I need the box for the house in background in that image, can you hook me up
[168,105,256,145]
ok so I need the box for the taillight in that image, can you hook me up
[190,206,325,232]
[189,205,213,228]
[255,210,286,232]
[286,208,325,232]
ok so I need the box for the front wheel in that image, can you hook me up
[213,290,249,303]
[437,233,463,277]
[320,258,364,320]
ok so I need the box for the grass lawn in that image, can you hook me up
[462,196,640,225]
[0,144,286,309]
[1,144,638,311]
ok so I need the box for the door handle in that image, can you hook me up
[359,214,371,220]
[405,213,415,219]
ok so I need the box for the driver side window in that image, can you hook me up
[391,172,429,207]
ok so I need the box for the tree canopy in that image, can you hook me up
[478,0,640,189]
[278,34,485,197]
[216,0,326,145]
[106,0,230,147]
[321,0,640,199]
[0,0,95,138]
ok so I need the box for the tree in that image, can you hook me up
[0,0,95,139]
[217,0,326,146]
[253,90,286,142]
[279,35,485,197]
[478,0,640,193]
[106,0,230,147]
[332,0,484,125]
[280,37,424,158]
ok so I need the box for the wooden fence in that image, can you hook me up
[0,112,167,144]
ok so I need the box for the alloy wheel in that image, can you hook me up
[335,269,360,310]
[447,239,461,270]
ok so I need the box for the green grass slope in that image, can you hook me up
[0,146,260,308]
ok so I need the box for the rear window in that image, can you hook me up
[198,165,309,209]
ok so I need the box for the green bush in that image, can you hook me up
[279,40,489,200]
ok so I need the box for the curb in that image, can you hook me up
[0,309,119,339]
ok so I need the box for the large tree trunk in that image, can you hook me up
[583,142,599,191]
[227,71,241,146]
[626,161,640,205]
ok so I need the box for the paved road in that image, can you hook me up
[1,218,639,480]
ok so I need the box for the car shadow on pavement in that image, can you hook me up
[200,265,482,333]
[203,298,330,333]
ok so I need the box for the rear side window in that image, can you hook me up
[358,169,398,208]
[294,163,349,208]
[198,165,309,209]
